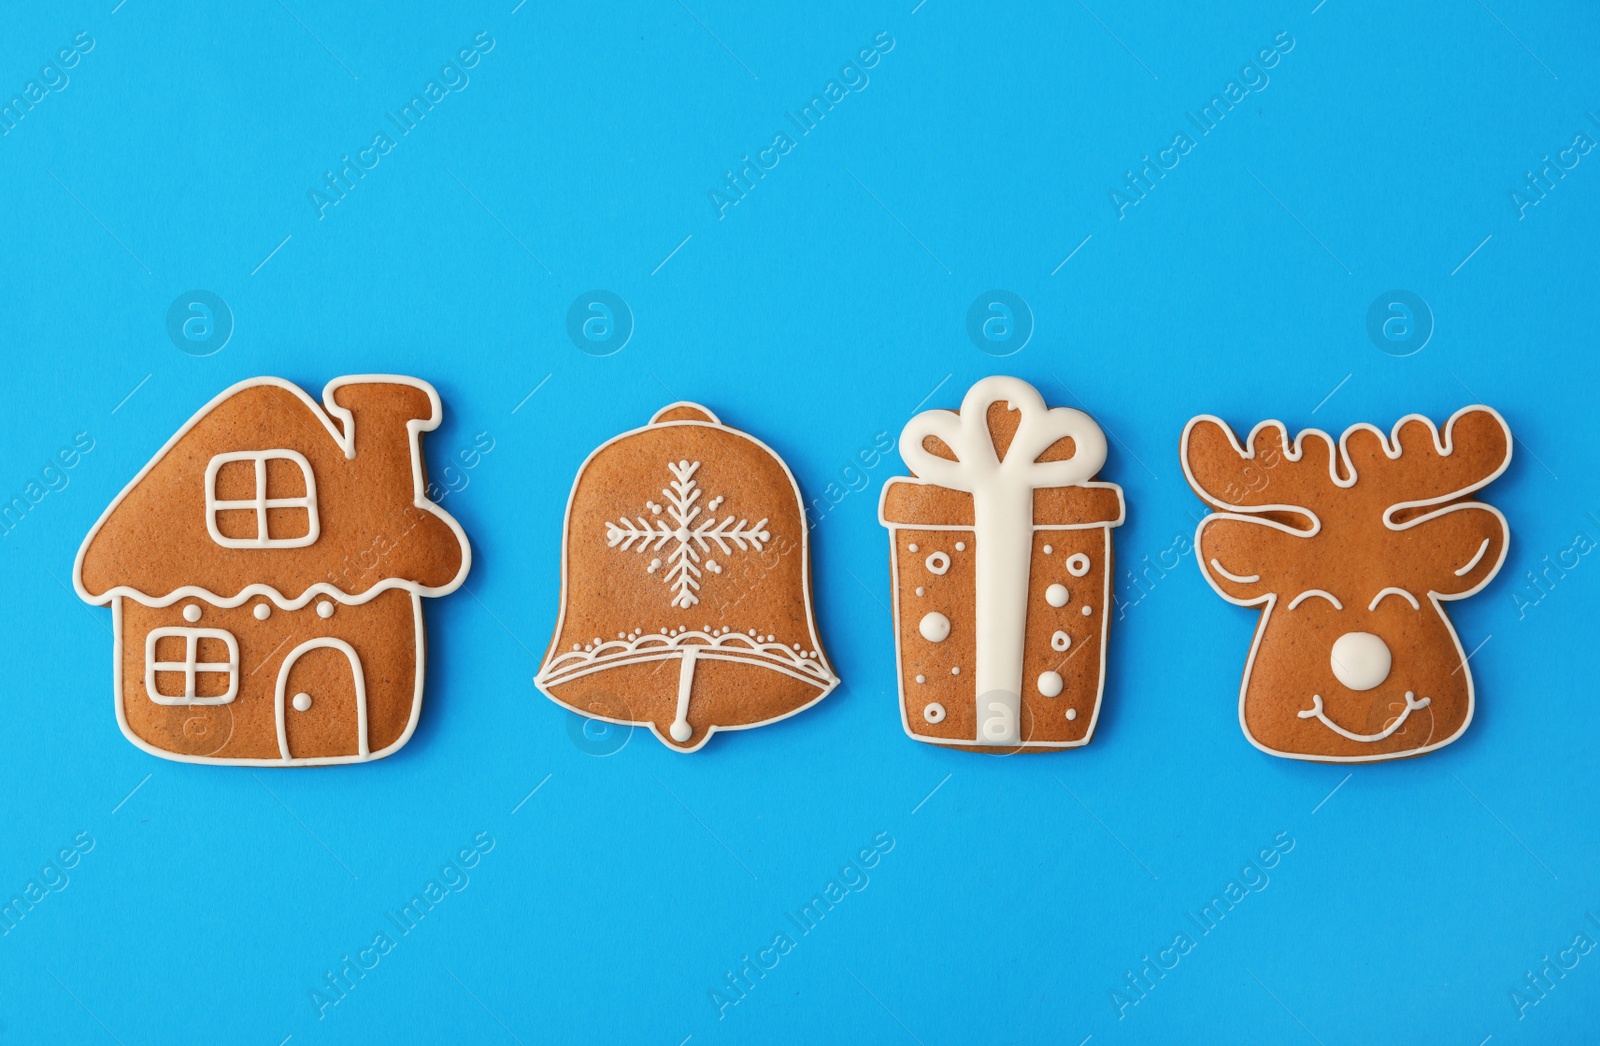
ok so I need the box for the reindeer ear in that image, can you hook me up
[1195,515,1307,604]
[1391,504,1509,598]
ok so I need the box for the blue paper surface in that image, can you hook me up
[1,1,1597,1041]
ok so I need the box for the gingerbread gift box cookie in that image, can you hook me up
[535,403,838,752]
[878,376,1125,751]
[1180,405,1511,763]
[72,376,470,766]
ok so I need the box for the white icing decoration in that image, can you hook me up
[253,603,270,620]
[1065,708,1077,721]
[1043,544,1053,554]
[182,604,202,622]
[1330,631,1391,691]
[1455,537,1491,576]
[923,703,946,724]
[908,543,919,552]
[955,541,966,551]
[1208,558,1260,584]
[292,692,312,712]
[1045,584,1069,607]
[1299,691,1429,742]
[915,586,925,597]
[604,460,769,609]
[951,666,960,675]
[317,600,334,619]
[274,637,369,759]
[539,627,837,691]
[670,647,698,742]
[1369,587,1420,611]
[1051,630,1071,652]
[919,612,951,643]
[882,376,1123,750]
[204,449,319,549]
[915,674,926,684]
[145,627,238,706]
[1080,605,1092,616]
[924,551,950,575]
[1065,553,1090,577]
[1287,589,1342,610]
[1037,671,1063,697]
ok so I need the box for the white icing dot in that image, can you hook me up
[707,560,722,573]
[954,541,966,551]
[951,666,961,676]
[1066,708,1078,721]
[573,643,581,651]
[923,702,946,724]
[915,586,926,597]
[594,636,602,644]
[1081,605,1093,616]
[317,601,334,619]
[908,543,919,552]
[1037,671,1064,698]
[292,692,312,712]
[670,721,692,742]
[1046,584,1070,608]
[919,612,951,643]
[618,632,626,639]
[1051,630,1071,652]
[766,634,775,642]
[647,559,661,573]
[925,552,951,576]
[182,605,201,622]
[1043,544,1054,555]
[915,674,926,684]
[253,603,271,621]
[1066,553,1091,577]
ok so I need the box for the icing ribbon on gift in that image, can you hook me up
[898,376,1107,745]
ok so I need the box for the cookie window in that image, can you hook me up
[204,450,319,548]
[144,627,239,705]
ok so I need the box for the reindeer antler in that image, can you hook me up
[1180,416,1345,521]
[1340,406,1512,518]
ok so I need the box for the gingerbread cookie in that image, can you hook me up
[1180,405,1511,762]
[73,376,471,766]
[535,403,837,752]
[878,376,1125,751]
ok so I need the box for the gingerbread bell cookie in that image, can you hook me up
[72,376,470,766]
[536,403,837,752]
[878,376,1125,752]
[1180,405,1511,763]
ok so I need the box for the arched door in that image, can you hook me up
[275,638,368,761]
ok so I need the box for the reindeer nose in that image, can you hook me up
[1330,632,1392,691]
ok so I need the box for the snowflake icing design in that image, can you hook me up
[604,460,770,609]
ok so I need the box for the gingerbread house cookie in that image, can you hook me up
[73,376,470,766]
[536,403,837,752]
[879,376,1125,751]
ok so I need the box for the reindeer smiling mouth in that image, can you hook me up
[1297,691,1431,743]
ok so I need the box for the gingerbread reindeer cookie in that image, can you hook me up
[73,376,471,766]
[1180,405,1511,762]
[878,376,1125,752]
[536,403,837,752]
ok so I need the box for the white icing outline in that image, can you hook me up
[1065,553,1091,577]
[924,551,951,575]
[203,449,319,549]
[144,627,239,706]
[1456,537,1491,577]
[73,375,472,610]
[108,592,427,767]
[923,702,946,724]
[878,376,1125,750]
[1368,587,1421,611]
[535,402,838,753]
[274,637,370,760]
[1287,589,1342,610]
[1183,405,1512,763]
[1297,691,1430,743]
[1209,558,1260,585]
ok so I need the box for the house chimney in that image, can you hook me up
[329,380,437,501]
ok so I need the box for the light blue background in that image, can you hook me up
[2,0,1596,1042]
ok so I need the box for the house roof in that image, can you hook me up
[74,375,471,608]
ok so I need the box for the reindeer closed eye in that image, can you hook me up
[1180,406,1512,763]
